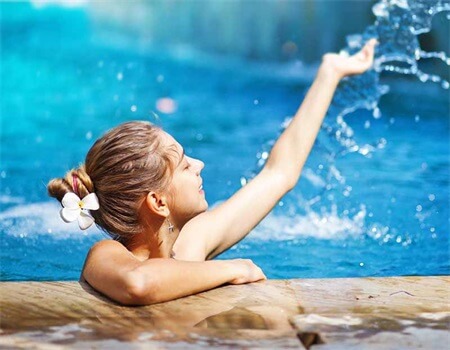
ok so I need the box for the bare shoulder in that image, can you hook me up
[81,240,138,280]
[88,239,128,255]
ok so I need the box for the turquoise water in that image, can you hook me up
[1,2,449,280]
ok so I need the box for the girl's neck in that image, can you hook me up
[127,221,180,260]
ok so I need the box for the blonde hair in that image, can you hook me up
[47,121,174,242]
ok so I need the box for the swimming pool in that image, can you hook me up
[1,2,449,281]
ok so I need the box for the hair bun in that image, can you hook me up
[73,165,94,198]
[47,164,94,203]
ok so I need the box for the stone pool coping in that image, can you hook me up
[1,276,449,349]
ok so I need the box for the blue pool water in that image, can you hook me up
[1,2,449,281]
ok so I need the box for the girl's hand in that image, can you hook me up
[320,38,377,81]
[227,259,267,284]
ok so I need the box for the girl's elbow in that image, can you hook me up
[263,166,299,192]
[121,270,159,306]
[275,170,298,192]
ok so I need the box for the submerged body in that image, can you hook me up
[48,40,377,305]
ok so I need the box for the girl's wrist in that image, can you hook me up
[317,63,342,86]
[215,260,238,283]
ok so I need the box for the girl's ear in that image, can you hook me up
[144,191,170,218]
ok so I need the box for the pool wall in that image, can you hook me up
[1,276,449,348]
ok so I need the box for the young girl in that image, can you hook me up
[48,39,376,305]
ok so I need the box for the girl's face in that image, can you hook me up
[162,132,208,224]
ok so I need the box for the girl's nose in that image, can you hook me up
[194,158,204,174]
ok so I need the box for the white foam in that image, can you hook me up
[0,195,25,204]
[0,201,102,239]
[250,206,367,241]
[1,200,392,243]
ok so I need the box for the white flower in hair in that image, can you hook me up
[60,192,100,230]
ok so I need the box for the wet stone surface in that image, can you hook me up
[290,277,450,349]
[1,277,449,349]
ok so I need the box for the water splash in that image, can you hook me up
[247,0,449,241]
[328,0,450,156]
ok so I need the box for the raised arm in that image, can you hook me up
[82,240,266,305]
[263,40,377,186]
[174,39,377,261]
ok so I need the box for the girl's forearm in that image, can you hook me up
[264,65,340,188]
[124,258,236,305]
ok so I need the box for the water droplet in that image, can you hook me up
[343,186,352,197]
[396,236,402,243]
[253,99,259,105]
[196,133,203,141]
[414,115,420,122]
[364,120,371,129]
[261,151,269,160]
[377,138,387,149]
[47,228,53,233]
[348,145,359,153]
[428,194,435,201]
[156,74,164,83]
[373,107,381,119]
[130,105,137,112]
[372,2,388,17]
[359,262,364,267]
[430,227,435,233]
[416,205,422,212]
[117,72,123,81]
[240,177,247,186]
[85,131,92,140]
[359,146,370,156]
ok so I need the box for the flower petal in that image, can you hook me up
[62,193,81,209]
[60,207,81,222]
[78,211,95,230]
[82,193,100,210]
